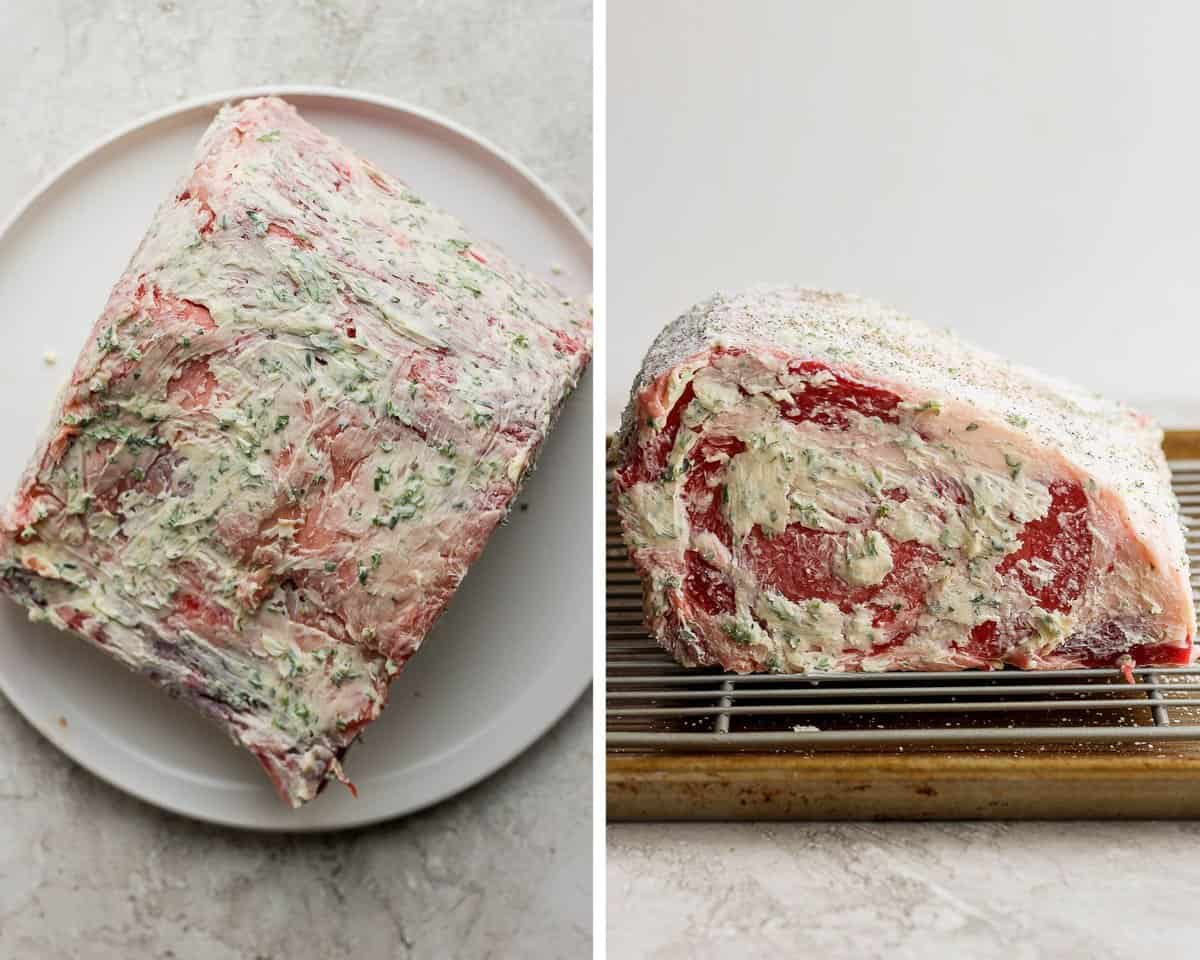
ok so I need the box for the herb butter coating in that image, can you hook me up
[0,97,592,806]
[615,287,1192,673]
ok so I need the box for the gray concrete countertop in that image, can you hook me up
[609,821,1200,959]
[0,3,591,958]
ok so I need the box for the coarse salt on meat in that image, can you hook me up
[614,288,1192,673]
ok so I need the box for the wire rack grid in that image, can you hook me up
[607,460,1200,752]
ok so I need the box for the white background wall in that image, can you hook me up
[607,0,1200,428]
[607,7,1200,956]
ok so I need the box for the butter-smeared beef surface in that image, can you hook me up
[0,97,591,806]
[615,288,1191,673]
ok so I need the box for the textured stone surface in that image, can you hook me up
[609,821,1200,958]
[0,2,591,958]
[0,0,591,225]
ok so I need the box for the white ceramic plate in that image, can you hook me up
[0,87,592,831]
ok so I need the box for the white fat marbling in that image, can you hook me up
[0,2,591,957]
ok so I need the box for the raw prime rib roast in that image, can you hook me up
[0,98,591,806]
[614,288,1193,673]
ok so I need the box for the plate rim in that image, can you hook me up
[0,83,592,250]
[0,84,593,832]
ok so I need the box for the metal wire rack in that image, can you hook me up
[607,460,1200,751]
